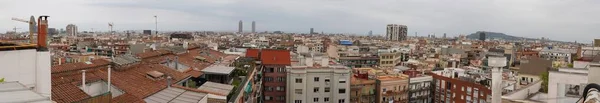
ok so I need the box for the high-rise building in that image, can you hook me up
[66,24,78,36]
[286,53,350,103]
[594,39,600,47]
[386,24,408,41]
[443,33,447,39]
[479,32,486,41]
[48,28,58,36]
[252,21,256,33]
[368,30,373,36]
[238,20,243,33]
[310,28,314,34]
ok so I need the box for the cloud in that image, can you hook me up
[1,0,599,42]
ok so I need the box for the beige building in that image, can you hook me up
[376,74,409,103]
[378,50,402,68]
[287,53,351,103]
[351,68,378,103]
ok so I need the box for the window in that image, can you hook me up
[295,100,302,103]
[278,68,286,72]
[265,96,272,100]
[266,86,273,91]
[277,96,285,100]
[325,87,330,92]
[276,86,285,91]
[325,78,330,82]
[296,78,302,83]
[338,99,345,103]
[324,97,330,102]
[277,77,285,82]
[314,77,320,82]
[314,98,319,102]
[295,89,302,94]
[266,67,274,73]
[265,77,273,82]
[339,89,346,94]
[314,87,319,93]
[339,79,346,83]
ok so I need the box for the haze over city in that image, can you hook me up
[2,0,600,42]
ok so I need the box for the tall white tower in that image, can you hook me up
[487,56,507,103]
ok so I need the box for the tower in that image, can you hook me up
[479,32,486,41]
[488,56,506,103]
[386,24,407,41]
[310,28,314,34]
[238,20,243,33]
[251,21,256,33]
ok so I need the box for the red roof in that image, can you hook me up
[246,49,259,58]
[51,59,111,73]
[260,49,291,65]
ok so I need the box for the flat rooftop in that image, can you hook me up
[197,81,234,96]
[0,82,52,103]
[144,87,207,103]
[0,42,36,51]
[201,65,235,75]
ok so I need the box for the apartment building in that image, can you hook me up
[378,48,402,68]
[246,49,292,103]
[404,70,433,103]
[386,24,408,41]
[430,68,492,103]
[286,53,351,103]
[351,68,378,103]
[376,74,410,103]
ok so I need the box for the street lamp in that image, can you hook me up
[487,56,506,103]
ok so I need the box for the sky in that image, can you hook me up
[1,0,599,42]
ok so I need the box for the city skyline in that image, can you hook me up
[1,0,600,42]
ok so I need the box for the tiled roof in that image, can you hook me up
[51,59,111,73]
[112,93,145,103]
[260,49,291,65]
[245,49,259,58]
[135,49,171,59]
[51,83,91,103]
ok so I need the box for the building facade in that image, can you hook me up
[66,24,78,36]
[430,68,492,103]
[378,51,402,68]
[386,24,407,41]
[286,53,351,103]
[408,75,433,103]
[246,49,291,103]
[239,20,243,33]
[252,21,256,33]
[376,75,410,103]
[351,68,377,103]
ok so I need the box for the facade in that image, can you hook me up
[351,68,378,103]
[539,48,575,64]
[339,56,379,68]
[253,49,291,103]
[386,24,407,41]
[378,50,402,68]
[66,24,78,36]
[376,75,410,103]
[430,68,492,103]
[407,73,433,103]
[286,52,351,103]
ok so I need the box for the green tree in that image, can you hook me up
[540,72,549,93]
[568,63,574,68]
[0,78,4,82]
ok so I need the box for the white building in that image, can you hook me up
[0,44,52,99]
[386,24,407,41]
[286,53,351,103]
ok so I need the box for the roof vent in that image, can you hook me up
[84,61,92,64]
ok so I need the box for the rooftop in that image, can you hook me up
[0,82,52,103]
[144,87,207,103]
[196,81,234,96]
[201,65,235,75]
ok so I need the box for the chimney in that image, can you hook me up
[37,16,49,51]
[167,76,172,88]
[81,70,87,93]
[175,56,179,70]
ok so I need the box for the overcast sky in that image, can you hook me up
[1,0,599,42]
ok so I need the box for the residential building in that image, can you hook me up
[0,42,51,99]
[252,21,256,33]
[404,70,433,103]
[66,24,78,36]
[351,68,377,103]
[239,20,243,33]
[376,74,410,103]
[430,68,492,103]
[539,48,576,64]
[286,53,351,103]
[247,49,291,103]
[517,57,552,85]
[378,48,402,68]
[386,24,407,41]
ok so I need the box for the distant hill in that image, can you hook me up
[466,31,539,41]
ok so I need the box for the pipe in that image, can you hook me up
[82,70,87,93]
[108,65,111,92]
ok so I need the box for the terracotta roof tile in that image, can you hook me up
[260,49,291,65]
[135,49,171,59]
[51,59,111,73]
[51,83,90,103]
[246,49,259,58]
[111,93,144,103]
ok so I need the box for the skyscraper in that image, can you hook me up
[310,28,314,34]
[252,21,256,33]
[238,20,243,33]
[66,24,78,36]
[386,24,408,41]
[479,32,486,41]
[443,33,447,39]
[368,30,373,36]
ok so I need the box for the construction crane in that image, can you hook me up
[11,16,36,44]
[108,22,113,35]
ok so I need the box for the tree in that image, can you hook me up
[540,72,549,93]
[0,78,4,82]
